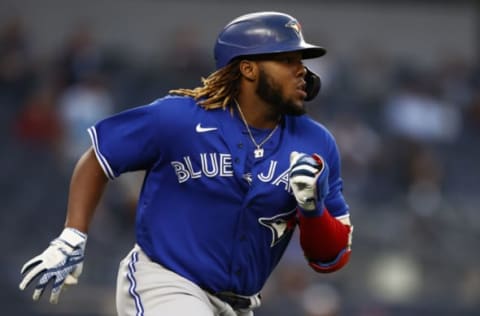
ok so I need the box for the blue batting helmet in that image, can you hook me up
[214,11,326,69]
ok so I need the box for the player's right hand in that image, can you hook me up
[19,227,87,304]
[289,151,329,214]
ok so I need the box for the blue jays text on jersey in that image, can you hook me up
[87,95,349,296]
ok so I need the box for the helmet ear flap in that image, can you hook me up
[304,67,321,101]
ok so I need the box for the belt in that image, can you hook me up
[213,292,262,310]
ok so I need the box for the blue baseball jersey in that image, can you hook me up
[88,95,349,295]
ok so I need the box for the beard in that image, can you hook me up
[256,67,306,116]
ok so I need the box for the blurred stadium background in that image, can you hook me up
[1,0,479,315]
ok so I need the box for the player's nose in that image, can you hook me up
[297,65,307,78]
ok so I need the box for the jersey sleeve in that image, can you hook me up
[87,102,163,180]
[323,135,349,218]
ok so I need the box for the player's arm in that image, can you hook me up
[19,147,108,303]
[65,147,109,232]
[289,151,352,273]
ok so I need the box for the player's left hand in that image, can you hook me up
[19,228,87,304]
[289,151,329,214]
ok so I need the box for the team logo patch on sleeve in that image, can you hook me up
[259,209,297,247]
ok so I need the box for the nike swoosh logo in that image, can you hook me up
[195,123,217,133]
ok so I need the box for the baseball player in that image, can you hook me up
[19,11,353,316]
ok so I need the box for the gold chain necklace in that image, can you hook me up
[234,99,279,159]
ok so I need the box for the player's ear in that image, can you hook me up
[239,60,257,81]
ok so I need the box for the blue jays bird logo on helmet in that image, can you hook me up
[285,20,302,37]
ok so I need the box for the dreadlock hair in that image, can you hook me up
[169,60,242,111]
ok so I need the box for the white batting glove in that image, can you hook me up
[19,227,87,304]
[289,151,329,215]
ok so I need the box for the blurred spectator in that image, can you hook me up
[405,144,444,217]
[301,283,341,316]
[121,26,213,106]
[329,112,382,199]
[55,23,104,89]
[459,266,480,308]
[0,16,35,103]
[13,83,62,151]
[367,252,422,306]
[57,72,114,168]
[350,42,393,106]
[464,86,480,134]
[436,55,474,110]
[162,26,212,75]
[383,68,462,144]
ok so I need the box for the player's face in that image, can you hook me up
[255,52,307,116]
